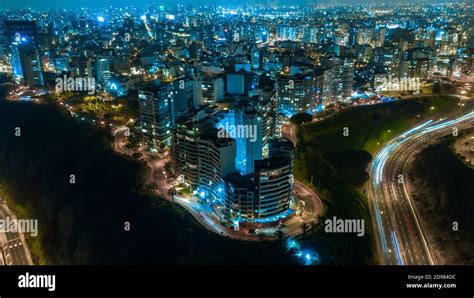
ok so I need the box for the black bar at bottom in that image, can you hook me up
[0,266,472,297]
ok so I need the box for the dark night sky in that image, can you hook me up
[0,0,445,9]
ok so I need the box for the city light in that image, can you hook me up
[2,0,473,275]
[286,238,319,266]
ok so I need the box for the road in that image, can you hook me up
[293,180,323,225]
[0,198,34,265]
[281,124,297,146]
[368,109,474,265]
[173,180,323,241]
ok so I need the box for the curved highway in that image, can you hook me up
[369,109,474,265]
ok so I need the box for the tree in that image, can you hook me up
[433,81,441,94]
[131,152,143,159]
[309,220,318,233]
[372,112,381,122]
[290,113,313,126]
[301,222,310,239]
[274,227,285,242]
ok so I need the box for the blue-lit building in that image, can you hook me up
[215,99,264,175]
[172,111,236,206]
[10,40,44,87]
[172,76,202,117]
[10,42,23,80]
[235,102,263,175]
[172,100,294,225]
[95,58,111,88]
[277,25,298,41]
[225,71,259,97]
[224,137,295,224]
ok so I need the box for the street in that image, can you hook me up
[172,180,323,241]
[368,108,474,265]
[0,199,34,265]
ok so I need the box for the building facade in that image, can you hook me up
[138,82,175,147]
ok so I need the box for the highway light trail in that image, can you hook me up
[420,111,474,134]
[391,230,404,265]
[369,109,474,265]
[399,119,433,138]
[374,202,388,253]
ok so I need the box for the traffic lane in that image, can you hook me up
[370,134,430,265]
[370,180,397,265]
[387,135,433,265]
[388,139,428,265]
[3,238,29,265]
[293,180,323,221]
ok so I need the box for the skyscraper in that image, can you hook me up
[172,114,236,206]
[332,57,354,101]
[277,25,298,41]
[138,81,175,147]
[95,58,111,87]
[10,40,44,87]
[277,72,320,117]
[224,137,294,224]
[201,74,224,104]
[235,102,263,175]
[173,76,202,117]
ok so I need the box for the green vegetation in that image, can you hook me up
[43,91,139,127]
[295,95,459,264]
[290,112,313,126]
[0,101,292,265]
[409,131,474,264]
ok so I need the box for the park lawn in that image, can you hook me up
[300,95,459,159]
[364,96,459,154]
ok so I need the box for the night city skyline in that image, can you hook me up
[1,0,451,9]
[0,0,473,296]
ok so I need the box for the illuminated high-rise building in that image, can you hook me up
[277,73,320,117]
[224,137,294,224]
[10,40,44,87]
[95,58,111,87]
[201,74,224,104]
[138,81,175,147]
[172,112,236,206]
[277,25,298,41]
[332,57,354,101]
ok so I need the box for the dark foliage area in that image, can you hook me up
[290,113,313,126]
[409,135,474,264]
[0,101,292,265]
